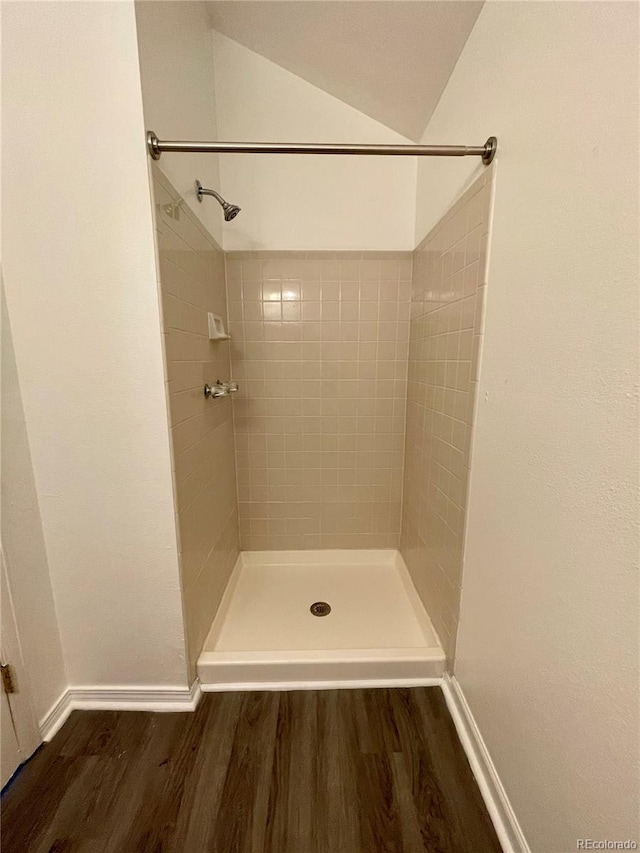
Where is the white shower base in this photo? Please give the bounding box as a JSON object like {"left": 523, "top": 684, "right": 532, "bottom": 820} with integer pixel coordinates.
{"left": 197, "top": 550, "right": 445, "bottom": 690}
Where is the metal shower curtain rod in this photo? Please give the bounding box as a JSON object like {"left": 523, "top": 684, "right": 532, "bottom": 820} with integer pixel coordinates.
{"left": 146, "top": 131, "right": 497, "bottom": 165}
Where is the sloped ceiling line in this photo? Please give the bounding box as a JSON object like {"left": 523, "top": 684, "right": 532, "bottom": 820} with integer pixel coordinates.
{"left": 206, "top": 1, "right": 483, "bottom": 142}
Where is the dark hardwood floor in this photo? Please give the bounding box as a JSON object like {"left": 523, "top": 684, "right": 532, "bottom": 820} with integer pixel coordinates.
{"left": 1, "top": 687, "right": 501, "bottom": 852}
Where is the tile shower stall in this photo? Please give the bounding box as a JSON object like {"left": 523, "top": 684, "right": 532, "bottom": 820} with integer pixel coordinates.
{"left": 153, "top": 164, "right": 493, "bottom": 687}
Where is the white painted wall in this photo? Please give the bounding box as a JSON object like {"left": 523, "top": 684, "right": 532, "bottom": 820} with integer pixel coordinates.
{"left": 207, "top": 0, "right": 482, "bottom": 141}
{"left": 2, "top": 2, "right": 188, "bottom": 691}
{"left": 135, "top": 0, "right": 223, "bottom": 248}
{"left": 212, "top": 31, "right": 417, "bottom": 251}
{"left": 415, "top": 3, "right": 639, "bottom": 849}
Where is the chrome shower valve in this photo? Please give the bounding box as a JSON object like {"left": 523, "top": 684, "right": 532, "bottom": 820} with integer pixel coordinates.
{"left": 204, "top": 380, "right": 239, "bottom": 399}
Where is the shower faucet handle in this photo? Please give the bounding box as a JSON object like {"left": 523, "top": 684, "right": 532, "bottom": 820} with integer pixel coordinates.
{"left": 204, "top": 381, "right": 227, "bottom": 399}
{"left": 204, "top": 380, "right": 239, "bottom": 399}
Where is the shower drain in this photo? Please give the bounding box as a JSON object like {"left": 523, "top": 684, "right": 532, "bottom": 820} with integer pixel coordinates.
{"left": 310, "top": 601, "right": 331, "bottom": 617}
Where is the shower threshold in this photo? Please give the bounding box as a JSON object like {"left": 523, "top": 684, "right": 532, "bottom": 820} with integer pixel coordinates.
{"left": 197, "top": 550, "right": 445, "bottom": 691}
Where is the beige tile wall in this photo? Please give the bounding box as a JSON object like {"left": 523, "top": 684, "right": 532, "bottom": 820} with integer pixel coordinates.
{"left": 152, "top": 166, "right": 239, "bottom": 675}
{"left": 400, "top": 170, "right": 493, "bottom": 661}
{"left": 226, "top": 252, "right": 412, "bottom": 550}
{"left": 151, "top": 166, "right": 491, "bottom": 661}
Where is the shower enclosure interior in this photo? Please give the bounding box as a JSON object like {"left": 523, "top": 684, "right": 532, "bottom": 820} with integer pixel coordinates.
{"left": 152, "top": 145, "right": 493, "bottom": 690}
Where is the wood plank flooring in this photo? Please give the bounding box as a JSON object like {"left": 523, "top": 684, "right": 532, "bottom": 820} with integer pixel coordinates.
{"left": 1, "top": 688, "right": 501, "bottom": 852}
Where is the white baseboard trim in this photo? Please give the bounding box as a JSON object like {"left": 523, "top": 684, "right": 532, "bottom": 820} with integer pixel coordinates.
{"left": 39, "top": 680, "right": 201, "bottom": 741}
{"left": 39, "top": 690, "right": 73, "bottom": 742}
{"left": 201, "top": 676, "right": 443, "bottom": 692}
{"left": 441, "top": 674, "right": 530, "bottom": 853}
{"left": 38, "top": 672, "right": 526, "bottom": 852}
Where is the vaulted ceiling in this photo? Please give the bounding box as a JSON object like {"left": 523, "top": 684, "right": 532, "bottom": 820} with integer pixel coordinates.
{"left": 206, "top": 1, "right": 483, "bottom": 142}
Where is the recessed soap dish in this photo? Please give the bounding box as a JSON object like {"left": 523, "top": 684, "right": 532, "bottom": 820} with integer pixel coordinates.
{"left": 208, "top": 313, "right": 230, "bottom": 340}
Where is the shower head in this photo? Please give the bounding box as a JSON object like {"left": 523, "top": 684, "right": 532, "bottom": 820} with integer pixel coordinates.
{"left": 195, "top": 180, "right": 241, "bottom": 221}
{"left": 222, "top": 202, "right": 241, "bottom": 222}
